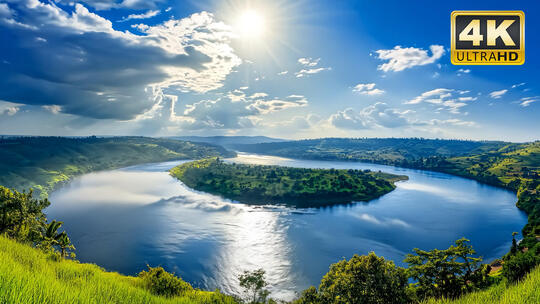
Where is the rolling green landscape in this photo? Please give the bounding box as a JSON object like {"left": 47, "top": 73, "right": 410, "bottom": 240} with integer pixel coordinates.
{"left": 0, "top": 136, "right": 235, "bottom": 198}
{"left": 170, "top": 157, "right": 407, "bottom": 207}
{"left": 0, "top": 136, "right": 539, "bottom": 303}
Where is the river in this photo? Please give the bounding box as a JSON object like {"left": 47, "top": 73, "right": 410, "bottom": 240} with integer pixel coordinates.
{"left": 46, "top": 153, "right": 527, "bottom": 300}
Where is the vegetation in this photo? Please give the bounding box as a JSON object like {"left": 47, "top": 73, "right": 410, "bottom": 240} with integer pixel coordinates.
{"left": 170, "top": 157, "right": 407, "bottom": 207}
{"left": 234, "top": 138, "right": 507, "bottom": 164}
{"left": 0, "top": 136, "right": 235, "bottom": 198}
{"left": 303, "top": 252, "right": 409, "bottom": 304}
{"left": 139, "top": 266, "right": 194, "bottom": 298}
{"left": 236, "top": 139, "right": 539, "bottom": 240}
{"left": 502, "top": 242, "right": 540, "bottom": 283}
{"left": 404, "top": 238, "right": 491, "bottom": 300}
{"left": 0, "top": 235, "right": 238, "bottom": 304}
{"left": 422, "top": 265, "right": 540, "bottom": 304}
{"left": 238, "top": 269, "right": 270, "bottom": 304}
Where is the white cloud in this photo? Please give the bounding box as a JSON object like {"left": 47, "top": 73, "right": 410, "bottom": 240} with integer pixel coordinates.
{"left": 0, "top": 3, "right": 12, "bottom": 18}
{"left": 42, "top": 105, "right": 62, "bottom": 114}
{"left": 375, "top": 45, "right": 445, "bottom": 72}
{"left": 428, "top": 119, "right": 476, "bottom": 127}
{"left": 295, "top": 57, "right": 331, "bottom": 78}
{"left": 119, "top": 10, "right": 160, "bottom": 22}
{"left": 352, "top": 83, "right": 385, "bottom": 95}
{"left": 330, "top": 102, "right": 413, "bottom": 130}
{"left": 456, "top": 68, "right": 470, "bottom": 76}
{"left": 1, "top": 106, "right": 19, "bottom": 116}
{"left": 277, "top": 71, "right": 288, "bottom": 75}
{"left": 295, "top": 68, "right": 331, "bottom": 78}
{"left": 405, "top": 88, "right": 475, "bottom": 114}
{"left": 137, "top": 88, "right": 309, "bottom": 132}
{"left": 59, "top": 0, "right": 166, "bottom": 11}
{"left": 519, "top": 96, "right": 538, "bottom": 107}
{"left": 489, "top": 89, "right": 508, "bottom": 99}
{"left": 298, "top": 57, "right": 320, "bottom": 67}
{"left": 512, "top": 82, "right": 526, "bottom": 88}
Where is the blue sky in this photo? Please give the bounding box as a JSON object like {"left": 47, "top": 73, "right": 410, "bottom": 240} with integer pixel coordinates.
{"left": 0, "top": 0, "right": 538, "bottom": 141}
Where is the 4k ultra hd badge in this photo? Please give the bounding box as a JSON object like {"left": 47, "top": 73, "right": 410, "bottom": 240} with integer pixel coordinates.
{"left": 451, "top": 11, "right": 525, "bottom": 65}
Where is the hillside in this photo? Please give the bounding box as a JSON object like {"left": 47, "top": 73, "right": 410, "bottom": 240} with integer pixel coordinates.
{"left": 0, "top": 136, "right": 235, "bottom": 198}
{"left": 234, "top": 138, "right": 508, "bottom": 163}
{"left": 0, "top": 236, "right": 238, "bottom": 304}
{"left": 422, "top": 266, "right": 540, "bottom": 304}
{"left": 170, "top": 157, "right": 407, "bottom": 207}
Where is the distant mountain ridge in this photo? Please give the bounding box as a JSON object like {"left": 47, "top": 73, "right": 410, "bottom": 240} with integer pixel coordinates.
{"left": 168, "top": 135, "right": 285, "bottom": 148}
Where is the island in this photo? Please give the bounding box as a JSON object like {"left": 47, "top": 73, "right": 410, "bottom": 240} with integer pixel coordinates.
{"left": 170, "top": 157, "right": 408, "bottom": 207}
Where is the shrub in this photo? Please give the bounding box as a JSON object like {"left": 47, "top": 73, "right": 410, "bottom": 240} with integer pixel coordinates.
{"left": 138, "top": 266, "right": 192, "bottom": 297}
{"left": 503, "top": 246, "right": 540, "bottom": 283}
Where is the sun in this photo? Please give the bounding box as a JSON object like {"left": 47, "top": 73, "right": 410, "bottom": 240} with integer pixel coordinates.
{"left": 237, "top": 10, "right": 265, "bottom": 38}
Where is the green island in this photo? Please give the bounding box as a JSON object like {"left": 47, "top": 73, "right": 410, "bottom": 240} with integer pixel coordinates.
{"left": 170, "top": 157, "right": 408, "bottom": 207}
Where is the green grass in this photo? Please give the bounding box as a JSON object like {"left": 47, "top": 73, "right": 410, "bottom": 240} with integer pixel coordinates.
{"left": 0, "top": 236, "right": 239, "bottom": 304}
{"left": 422, "top": 266, "right": 540, "bottom": 304}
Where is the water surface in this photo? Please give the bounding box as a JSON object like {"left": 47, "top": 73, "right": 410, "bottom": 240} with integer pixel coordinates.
{"left": 47, "top": 153, "right": 527, "bottom": 300}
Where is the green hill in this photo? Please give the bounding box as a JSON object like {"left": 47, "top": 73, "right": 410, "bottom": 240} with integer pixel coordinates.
{"left": 0, "top": 136, "right": 235, "bottom": 198}
{"left": 0, "top": 236, "right": 238, "bottom": 304}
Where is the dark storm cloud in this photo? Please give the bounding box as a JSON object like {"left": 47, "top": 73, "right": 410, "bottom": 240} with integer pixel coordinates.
{"left": 0, "top": 1, "right": 234, "bottom": 120}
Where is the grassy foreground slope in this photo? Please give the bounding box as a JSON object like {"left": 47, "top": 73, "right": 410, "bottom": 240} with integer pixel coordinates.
{"left": 422, "top": 266, "right": 540, "bottom": 304}
{"left": 0, "top": 136, "right": 234, "bottom": 198}
{"left": 0, "top": 236, "right": 238, "bottom": 304}
{"left": 170, "top": 158, "right": 407, "bottom": 207}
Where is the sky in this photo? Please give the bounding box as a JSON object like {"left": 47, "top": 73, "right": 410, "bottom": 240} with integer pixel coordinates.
{"left": 0, "top": 0, "right": 538, "bottom": 141}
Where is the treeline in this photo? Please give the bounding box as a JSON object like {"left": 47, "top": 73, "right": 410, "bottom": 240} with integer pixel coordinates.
{"left": 239, "top": 237, "right": 540, "bottom": 304}
{"left": 170, "top": 158, "right": 407, "bottom": 207}
{"left": 234, "top": 138, "right": 508, "bottom": 160}
{"left": 0, "top": 136, "right": 235, "bottom": 197}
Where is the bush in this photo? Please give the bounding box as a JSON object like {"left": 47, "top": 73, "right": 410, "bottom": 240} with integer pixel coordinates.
{"left": 292, "top": 286, "right": 318, "bottom": 304}
{"left": 138, "top": 266, "right": 192, "bottom": 297}
{"left": 503, "top": 246, "right": 540, "bottom": 283}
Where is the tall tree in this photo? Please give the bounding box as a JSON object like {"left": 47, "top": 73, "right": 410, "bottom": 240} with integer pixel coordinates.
{"left": 404, "top": 238, "right": 483, "bottom": 300}
{"left": 317, "top": 252, "right": 409, "bottom": 304}
{"left": 238, "top": 268, "right": 270, "bottom": 304}
{"left": 0, "top": 186, "right": 49, "bottom": 241}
